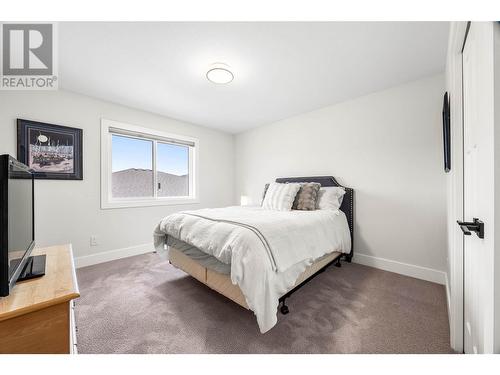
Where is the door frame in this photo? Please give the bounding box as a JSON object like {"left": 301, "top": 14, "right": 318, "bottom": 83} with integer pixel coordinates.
{"left": 445, "top": 21, "right": 469, "bottom": 353}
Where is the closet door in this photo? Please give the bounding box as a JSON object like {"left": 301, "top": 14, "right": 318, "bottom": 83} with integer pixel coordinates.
{"left": 461, "top": 22, "right": 495, "bottom": 354}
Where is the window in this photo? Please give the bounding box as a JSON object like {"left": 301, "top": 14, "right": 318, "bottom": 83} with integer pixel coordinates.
{"left": 112, "top": 135, "right": 154, "bottom": 198}
{"left": 101, "top": 119, "right": 198, "bottom": 209}
{"left": 156, "top": 142, "right": 189, "bottom": 197}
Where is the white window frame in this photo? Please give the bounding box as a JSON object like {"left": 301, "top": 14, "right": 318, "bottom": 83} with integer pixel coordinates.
{"left": 100, "top": 118, "right": 199, "bottom": 209}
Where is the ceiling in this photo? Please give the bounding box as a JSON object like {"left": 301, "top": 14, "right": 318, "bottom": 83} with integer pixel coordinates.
{"left": 59, "top": 22, "right": 449, "bottom": 134}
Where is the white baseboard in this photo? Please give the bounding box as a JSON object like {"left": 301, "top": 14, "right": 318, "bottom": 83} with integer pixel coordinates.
{"left": 445, "top": 272, "right": 451, "bottom": 320}
{"left": 75, "top": 243, "right": 154, "bottom": 268}
{"left": 353, "top": 253, "right": 446, "bottom": 285}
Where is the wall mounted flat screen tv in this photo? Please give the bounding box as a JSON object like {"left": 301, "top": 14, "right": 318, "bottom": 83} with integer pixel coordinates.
{"left": 442, "top": 92, "right": 451, "bottom": 173}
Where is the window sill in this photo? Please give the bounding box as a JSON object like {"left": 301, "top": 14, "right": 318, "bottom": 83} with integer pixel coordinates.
{"left": 101, "top": 197, "right": 199, "bottom": 209}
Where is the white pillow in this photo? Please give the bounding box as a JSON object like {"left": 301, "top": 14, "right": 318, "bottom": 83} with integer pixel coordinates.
{"left": 262, "top": 182, "right": 301, "bottom": 211}
{"left": 316, "top": 186, "right": 346, "bottom": 211}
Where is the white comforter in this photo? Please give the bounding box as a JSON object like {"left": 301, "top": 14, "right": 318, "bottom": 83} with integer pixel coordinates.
{"left": 153, "top": 206, "right": 351, "bottom": 333}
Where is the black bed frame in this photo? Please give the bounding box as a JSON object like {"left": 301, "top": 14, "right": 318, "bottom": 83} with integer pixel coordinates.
{"left": 274, "top": 176, "right": 354, "bottom": 315}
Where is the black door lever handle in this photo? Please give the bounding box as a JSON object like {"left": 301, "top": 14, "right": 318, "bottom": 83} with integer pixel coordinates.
{"left": 459, "top": 224, "right": 472, "bottom": 235}
{"left": 457, "top": 218, "right": 484, "bottom": 239}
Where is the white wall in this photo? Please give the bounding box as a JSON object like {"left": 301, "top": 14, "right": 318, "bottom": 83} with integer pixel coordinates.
{"left": 0, "top": 90, "right": 234, "bottom": 264}
{"left": 234, "top": 74, "right": 447, "bottom": 280}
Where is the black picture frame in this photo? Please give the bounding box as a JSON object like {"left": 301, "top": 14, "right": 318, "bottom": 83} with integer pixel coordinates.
{"left": 442, "top": 92, "right": 451, "bottom": 173}
{"left": 17, "top": 119, "right": 83, "bottom": 180}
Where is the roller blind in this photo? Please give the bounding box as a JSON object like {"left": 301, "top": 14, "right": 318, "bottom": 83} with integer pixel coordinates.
{"left": 108, "top": 126, "right": 195, "bottom": 147}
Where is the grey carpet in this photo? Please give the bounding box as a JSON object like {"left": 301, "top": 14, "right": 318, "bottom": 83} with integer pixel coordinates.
{"left": 75, "top": 253, "right": 453, "bottom": 354}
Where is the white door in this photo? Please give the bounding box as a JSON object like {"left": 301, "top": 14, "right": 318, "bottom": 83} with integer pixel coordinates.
{"left": 461, "top": 22, "right": 496, "bottom": 354}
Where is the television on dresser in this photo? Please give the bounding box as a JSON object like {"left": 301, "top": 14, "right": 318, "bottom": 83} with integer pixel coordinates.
{"left": 0, "top": 154, "right": 44, "bottom": 298}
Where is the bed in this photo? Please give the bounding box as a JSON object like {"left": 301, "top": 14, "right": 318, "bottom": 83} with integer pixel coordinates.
{"left": 154, "top": 176, "right": 354, "bottom": 333}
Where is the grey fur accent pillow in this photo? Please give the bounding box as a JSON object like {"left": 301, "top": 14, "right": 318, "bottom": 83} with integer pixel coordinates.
{"left": 292, "top": 183, "right": 321, "bottom": 210}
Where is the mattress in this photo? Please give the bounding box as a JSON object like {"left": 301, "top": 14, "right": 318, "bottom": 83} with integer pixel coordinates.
{"left": 166, "top": 236, "right": 231, "bottom": 275}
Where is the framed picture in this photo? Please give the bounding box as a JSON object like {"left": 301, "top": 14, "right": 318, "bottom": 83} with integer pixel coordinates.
{"left": 442, "top": 92, "right": 451, "bottom": 173}
{"left": 17, "top": 119, "right": 83, "bottom": 180}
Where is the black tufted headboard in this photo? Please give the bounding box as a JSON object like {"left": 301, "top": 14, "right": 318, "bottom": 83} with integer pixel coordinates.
{"left": 274, "top": 176, "right": 354, "bottom": 261}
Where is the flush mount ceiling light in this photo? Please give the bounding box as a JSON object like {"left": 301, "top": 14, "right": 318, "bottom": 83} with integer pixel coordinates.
{"left": 206, "top": 63, "right": 234, "bottom": 84}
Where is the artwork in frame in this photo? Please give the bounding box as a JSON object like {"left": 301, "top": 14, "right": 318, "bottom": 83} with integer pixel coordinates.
{"left": 17, "top": 119, "right": 83, "bottom": 180}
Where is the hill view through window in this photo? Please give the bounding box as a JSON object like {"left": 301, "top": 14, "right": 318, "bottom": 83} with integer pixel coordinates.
{"left": 111, "top": 134, "right": 189, "bottom": 198}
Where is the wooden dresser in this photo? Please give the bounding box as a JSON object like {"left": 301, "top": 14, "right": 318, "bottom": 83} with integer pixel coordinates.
{"left": 0, "top": 244, "right": 80, "bottom": 354}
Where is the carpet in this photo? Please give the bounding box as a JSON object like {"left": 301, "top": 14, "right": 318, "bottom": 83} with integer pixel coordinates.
{"left": 75, "top": 253, "right": 453, "bottom": 353}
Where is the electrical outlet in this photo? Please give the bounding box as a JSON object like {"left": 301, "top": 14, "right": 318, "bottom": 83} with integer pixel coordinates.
{"left": 90, "top": 235, "right": 98, "bottom": 246}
